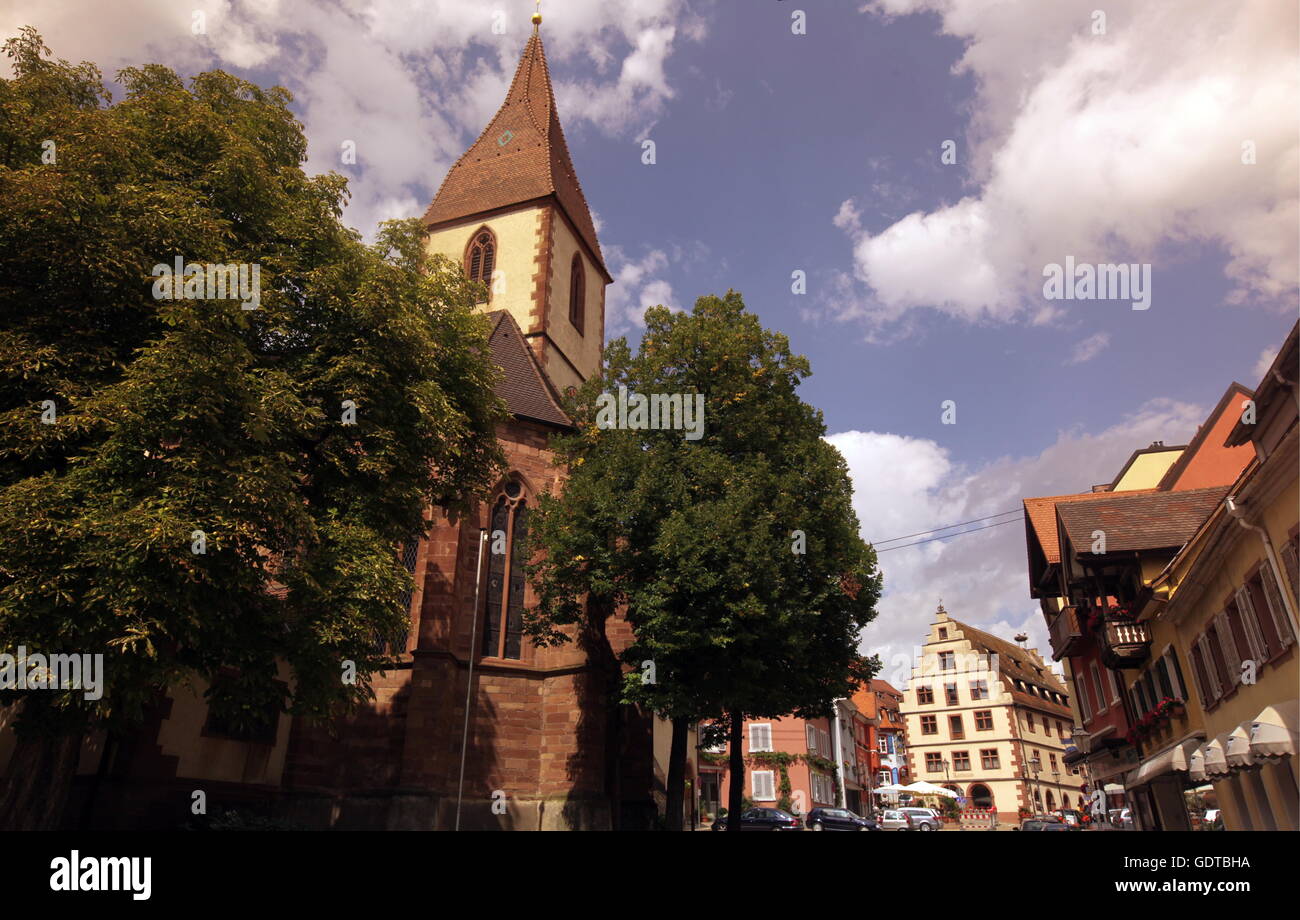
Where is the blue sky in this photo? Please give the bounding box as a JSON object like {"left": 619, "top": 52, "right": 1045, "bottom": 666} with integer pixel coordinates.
{"left": 6, "top": 0, "right": 1296, "bottom": 679}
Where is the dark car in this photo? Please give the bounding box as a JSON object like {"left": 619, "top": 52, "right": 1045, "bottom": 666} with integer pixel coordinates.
{"left": 1019, "top": 817, "right": 1070, "bottom": 831}
{"left": 806, "top": 807, "right": 878, "bottom": 831}
{"left": 711, "top": 807, "right": 802, "bottom": 831}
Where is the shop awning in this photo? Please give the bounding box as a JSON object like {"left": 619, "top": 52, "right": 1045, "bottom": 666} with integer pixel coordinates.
{"left": 1225, "top": 723, "right": 1255, "bottom": 769}
{"left": 1188, "top": 745, "right": 1207, "bottom": 783}
{"left": 1201, "top": 734, "right": 1232, "bottom": 777}
{"left": 1125, "top": 737, "right": 1202, "bottom": 788}
{"left": 1248, "top": 700, "right": 1299, "bottom": 760}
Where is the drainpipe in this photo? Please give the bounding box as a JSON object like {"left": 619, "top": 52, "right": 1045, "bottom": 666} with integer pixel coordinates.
{"left": 832, "top": 699, "right": 848, "bottom": 809}
{"left": 1225, "top": 496, "right": 1299, "bottom": 634}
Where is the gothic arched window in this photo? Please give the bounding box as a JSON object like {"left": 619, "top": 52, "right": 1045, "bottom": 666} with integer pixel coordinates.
{"left": 466, "top": 228, "right": 496, "bottom": 302}
{"left": 482, "top": 480, "right": 528, "bottom": 660}
{"left": 568, "top": 253, "right": 585, "bottom": 334}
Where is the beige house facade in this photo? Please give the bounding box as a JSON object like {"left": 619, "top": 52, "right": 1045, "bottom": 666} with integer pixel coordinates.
{"left": 902, "top": 606, "right": 1079, "bottom": 823}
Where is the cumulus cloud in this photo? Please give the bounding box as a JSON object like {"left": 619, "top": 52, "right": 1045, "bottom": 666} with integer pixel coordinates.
{"left": 1066, "top": 331, "right": 1110, "bottom": 365}
{"left": 829, "top": 395, "right": 1206, "bottom": 686}
{"left": 832, "top": 0, "right": 1298, "bottom": 329}
{"left": 603, "top": 246, "right": 679, "bottom": 333}
{"left": 1, "top": 0, "right": 705, "bottom": 239}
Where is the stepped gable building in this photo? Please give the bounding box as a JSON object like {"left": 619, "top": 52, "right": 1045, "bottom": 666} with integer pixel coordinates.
{"left": 901, "top": 605, "right": 1077, "bottom": 823}
{"left": 33, "top": 20, "right": 660, "bottom": 831}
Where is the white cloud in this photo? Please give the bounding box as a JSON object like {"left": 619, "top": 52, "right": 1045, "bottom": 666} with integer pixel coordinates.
{"left": 828, "top": 395, "right": 1206, "bottom": 686}
{"left": 1, "top": 0, "right": 705, "bottom": 239}
{"left": 603, "top": 246, "right": 678, "bottom": 333}
{"left": 1066, "top": 331, "right": 1110, "bottom": 365}
{"left": 833, "top": 0, "right": 1299, "bottom": 329}
{"left": 1253, "top": 346, "right": 1279, "bottom": 381}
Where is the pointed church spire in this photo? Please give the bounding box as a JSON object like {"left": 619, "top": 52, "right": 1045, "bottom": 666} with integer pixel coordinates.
{"left": 423, "top": 20, "right": 608, "bottom": 278}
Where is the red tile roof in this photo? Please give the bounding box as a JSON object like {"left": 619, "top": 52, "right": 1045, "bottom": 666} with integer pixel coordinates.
{"left": 948, "top": 618, "right": 1071, "bottom": 711}
{"left": 422, "top": 32, "right": 607, "bottom": 277}
{"left": 486, "top": 310, "right": 571, "bottom": 428}
{"left": 1055, "top": 486, "right": 1228, "bottom": 555}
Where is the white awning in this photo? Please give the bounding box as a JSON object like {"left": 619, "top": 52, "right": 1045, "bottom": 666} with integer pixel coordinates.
{"left": 1225, "top": 723, "right": 1255, "bottom": 769}
{"left": 1102, "top": 783, "right": 1125, "bottom": 795}
{"left": 1125, "top": 737, "right": 1202, "bottom": 788}
{"left": 1201, "top": 734, "right": 1232, "bottom": 777}
{"left": 1188, "top": 745, "right": 1207, "bottom": 783}
{"left": 1248, "top": 700, "right": 1299, "bottom": 760}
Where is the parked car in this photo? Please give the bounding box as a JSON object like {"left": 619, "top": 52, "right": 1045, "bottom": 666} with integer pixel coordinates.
{"left": 878, "top": 809, "right": 914, "bottom": 831}
{"left": 805, "top": 807, "right": 878, "bottom": 831}
{"left": 1054, "top": 809, "right": 1087, "bottom": 829}
{"left": 1019, "top": 816, "right": 1070, "bottom": 831}
{"left": 1108, "top": 807, "right": 1133, "bottom": 828}
{"left": 710, "top": 807, "right": 802, "bottom": 831}
{"left": 899, "top": 807, "right": 943, "bottom": 831}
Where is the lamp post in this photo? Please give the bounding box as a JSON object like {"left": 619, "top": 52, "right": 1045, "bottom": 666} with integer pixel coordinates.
{"left": 1028, "top": 756, "right": 1042, "bottom": 814}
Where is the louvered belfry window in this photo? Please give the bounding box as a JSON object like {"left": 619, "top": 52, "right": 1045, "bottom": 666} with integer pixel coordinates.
{"left": 482, "top": 482, "right": 528, "bottom": 660}
{"left": 467, "top": 229, "right": 496, "bottom": 301}
{"left": 568, "top": 253, "right": 585, "bottom": 333}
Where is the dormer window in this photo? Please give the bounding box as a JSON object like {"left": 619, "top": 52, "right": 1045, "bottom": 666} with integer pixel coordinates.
{"left": 467, "top": 228, "right": 496, "bottom": 302}
{"left": 568, "top": 253, "right": 585, "bottom": 334}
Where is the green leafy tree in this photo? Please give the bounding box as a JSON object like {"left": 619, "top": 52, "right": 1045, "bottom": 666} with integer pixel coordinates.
{"left": 0, "top": 30, "right": 505, "bottom": 829}
{"left": 526, "top": 292, "right": 881, "bottom": 831}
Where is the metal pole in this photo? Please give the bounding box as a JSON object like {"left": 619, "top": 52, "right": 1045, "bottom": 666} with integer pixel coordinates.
{"left": 455, "top": 529, "right": 488, "bottom": 831}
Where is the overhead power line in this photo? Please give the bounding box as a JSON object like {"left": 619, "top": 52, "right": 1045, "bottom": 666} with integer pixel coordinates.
{"left": 874, "top": 515, "right": 1024, "bottom": 553}
{"left": 871, "top": 508, "right": 1023, "bottom": 546}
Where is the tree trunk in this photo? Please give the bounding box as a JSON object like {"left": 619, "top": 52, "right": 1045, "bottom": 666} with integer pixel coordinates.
{"left": 665, "top": 716, "right": 688, "bottom": 831}
{"left": 0, "top": 729, "right": 84, "bottom": 831}
{"left": 727, "top": 709, "right": 744, "bottom": 832}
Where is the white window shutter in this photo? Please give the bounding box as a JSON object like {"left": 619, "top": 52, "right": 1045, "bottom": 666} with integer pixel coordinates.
{"left": 806, "top": 723, "right": 816, "bottom": 751}
{"left": 1259, "top": 564, "right": 1295, "bottom": 649}
{"left": 1213, "top": 613, "right": 1241, "bottom": 687}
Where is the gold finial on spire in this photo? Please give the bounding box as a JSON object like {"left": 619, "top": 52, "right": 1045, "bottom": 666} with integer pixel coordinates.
{"left": 532, "top": 0, "right": 542, "bottom": 28}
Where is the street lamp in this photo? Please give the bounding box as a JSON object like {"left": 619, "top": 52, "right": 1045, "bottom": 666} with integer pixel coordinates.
{"left": 1028, "top": 756, "right": 1042, "bottom": 814}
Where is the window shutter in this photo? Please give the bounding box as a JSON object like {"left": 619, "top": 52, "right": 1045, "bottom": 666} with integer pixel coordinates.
{"left": 1279, "top": 537, "right": 1300, "bottom": 600}
{"left": 1234, "top": 587, "right": 1269, "bottom": 662}
{"left": 1195, "top": 636, "right": 1221, "bottom": 700}
{"left": 750, "top": 723, "right": 772, "bottom": 753}
{"left": 806, "top": 723, "right": 816, "bottom": 751}
{"left": 752, "top": 771, "right": 775, "bottom": 801}
{"left": 1213, "top": 613, "right": 1241, "bottom": 687}
{"left": 1162, "top": 650, "right": 1183, "bottom": 701}
{"left": 1258, "top": 563, "right": 1295, "bottom": 649}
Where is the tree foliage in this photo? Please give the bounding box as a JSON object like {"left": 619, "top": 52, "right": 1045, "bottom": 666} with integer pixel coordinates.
{"left": 526, "top": 291, "right": 882, "bottom": 730}
{"left": 0, "top": 28, "right": 505, "bottom": 759}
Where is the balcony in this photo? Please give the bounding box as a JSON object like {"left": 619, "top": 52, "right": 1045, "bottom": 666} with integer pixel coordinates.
{"left": 1100, "top": 617, "right": 1151, "bottom": 669}
{"left": 1048, "top": 605, "right": 1086, "bottom": 660}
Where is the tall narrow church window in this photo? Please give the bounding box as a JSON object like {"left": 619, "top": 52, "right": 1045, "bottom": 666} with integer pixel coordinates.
{"left": 568, "top": 254, "right": 585, "bottom": 334}
{"left": 482, "top": 482, "right": 528, "bottom": 660}
{"left": 467, "top": 229, "right": 496, "bottom": 302}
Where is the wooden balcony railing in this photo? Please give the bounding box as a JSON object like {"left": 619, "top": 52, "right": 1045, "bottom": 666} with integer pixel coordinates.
{"left": 1048, "top": 605, "right": 1085, "bottom": 660}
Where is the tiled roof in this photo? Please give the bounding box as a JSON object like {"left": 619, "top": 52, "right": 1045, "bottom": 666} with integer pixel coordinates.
{"left": 486, "top": 310, "right": 571, "bottom": 428}
{"left": 1023, "top": 490, "right": 1155, "bottom": 565}
{"left": 1056, "top": 486, "right": 1228, "bottom": 555}
{"left": 422, "top": 32, "right": 607, "bottom": 276}
{"left": 948, "top": 617, "right": 1071, "bottom": 715}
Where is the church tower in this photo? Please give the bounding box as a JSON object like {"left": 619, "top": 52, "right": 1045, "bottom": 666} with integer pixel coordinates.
{"left": 422, "top": 20, "right": 611, "bottom": 392}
